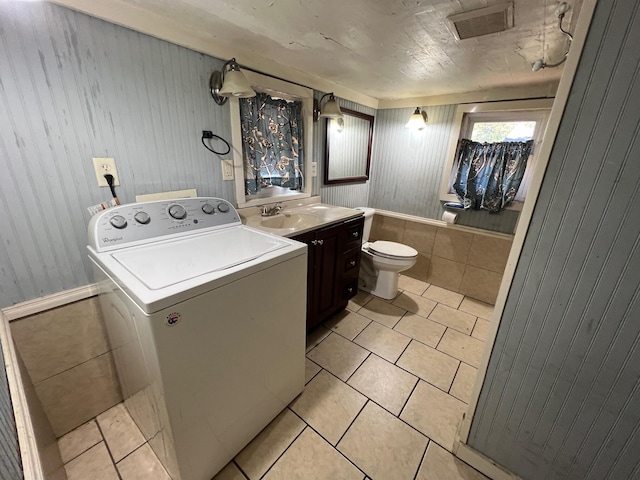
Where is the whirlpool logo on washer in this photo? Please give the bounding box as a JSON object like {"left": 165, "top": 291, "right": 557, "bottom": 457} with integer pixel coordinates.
{"left": 166, "top": 312, "right": 181, "bottom": 327}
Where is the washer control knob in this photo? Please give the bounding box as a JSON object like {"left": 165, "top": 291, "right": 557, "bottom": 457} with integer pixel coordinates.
{"left": 168, "top": 204, "right": 187, "bottom": 220}
{"left": 134, "top": 211, "right": 150, "bottom": 224}
{"left": 202, "top": 203, "right": 215, "bottom": 215}
{"left": 217, "top": 203, "right": 230, "bottom": 213}
{"left": 110, "top": 215, "right": 127, "bottom": 229}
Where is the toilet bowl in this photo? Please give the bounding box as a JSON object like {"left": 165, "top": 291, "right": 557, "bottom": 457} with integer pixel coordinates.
{"left": 356, "top": 208, "right": 418, "bottom": 300}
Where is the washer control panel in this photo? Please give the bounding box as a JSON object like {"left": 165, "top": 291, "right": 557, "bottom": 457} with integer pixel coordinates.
{"left": 88, "top": 197, "right": 241, "bottom": 251}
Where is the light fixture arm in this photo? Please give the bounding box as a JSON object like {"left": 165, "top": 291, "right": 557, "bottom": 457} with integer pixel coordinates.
{"left": 405, "top": 107, "right": 428, "bottom": 130}
{"left": 209, "top": 58, "right": 249, "bottom": 105}
{"left": 209, "top": 58, "right": 256, "bottom": 105}
{"left": 414, "top": 107, "right": 428, "bottom": 123}
{"left": 313, "top": 92, "right": 344, "bottom": 122}
{"left": 313, "top": 93, "right": 332, "bottom": 121}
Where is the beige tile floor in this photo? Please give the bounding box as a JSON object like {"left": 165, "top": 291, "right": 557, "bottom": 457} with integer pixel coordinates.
{"left": 58, "top": 275, "right": 493, "bottom": 480}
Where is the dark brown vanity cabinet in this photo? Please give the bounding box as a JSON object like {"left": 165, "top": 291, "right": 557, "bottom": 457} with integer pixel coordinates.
{"left": 293, "top": 215, "right": 364, "bottom": 330}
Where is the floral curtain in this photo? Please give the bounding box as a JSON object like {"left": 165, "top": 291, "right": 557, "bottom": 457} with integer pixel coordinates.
{"left": 452, "top": 139, "right": 534, "bottom": 213}
{"left": 239, "top": 92, "right": 304, "bottom": 195}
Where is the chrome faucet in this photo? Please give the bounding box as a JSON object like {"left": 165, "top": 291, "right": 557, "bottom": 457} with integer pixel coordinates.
{"left": 261, "top": 203, "right": 283, "bottom": 217}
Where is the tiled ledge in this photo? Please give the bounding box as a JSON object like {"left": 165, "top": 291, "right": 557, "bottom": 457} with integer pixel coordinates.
{"left": 373, "top": 209, "right": 515, "bottom": 241}
{"left": 370, "top": 213, "right": 513, "bottom": 305}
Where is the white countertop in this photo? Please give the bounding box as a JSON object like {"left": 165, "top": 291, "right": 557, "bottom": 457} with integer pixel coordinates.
{"left": 239, "top": 198, "right": 363, "bottom": 237}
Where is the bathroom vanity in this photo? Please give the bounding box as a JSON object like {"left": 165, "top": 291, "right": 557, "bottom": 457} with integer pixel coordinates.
{"left": 240, "top": 199, "right": 364, "bottom": 330}
{"left": 293, "top": 216, "right": 364, "bottom": 329}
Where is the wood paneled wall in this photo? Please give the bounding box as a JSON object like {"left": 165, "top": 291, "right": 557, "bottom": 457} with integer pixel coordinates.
{"left": 469, "top": 1, "right": 640, "bottom": 478}
{"left": 0, "top": 2, "right": 234, "bottom": 308}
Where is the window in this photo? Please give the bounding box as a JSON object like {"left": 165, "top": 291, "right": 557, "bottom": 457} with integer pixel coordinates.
{"left": 229, "top": 71, "right": 313, "bottom": 208}
{"left": 239, "top": 93, "right": 305, "bottom": 195}
{"left": 440, "top": 99, "right": 553, "bottom": 207}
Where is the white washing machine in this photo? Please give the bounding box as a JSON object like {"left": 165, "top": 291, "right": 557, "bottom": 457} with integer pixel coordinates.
{"left": 87, "top": 197, "right": 307, "bottom": 480}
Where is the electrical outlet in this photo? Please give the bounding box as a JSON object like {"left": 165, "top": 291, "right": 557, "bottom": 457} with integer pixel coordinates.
{"left": 221, "top": 160, "right": 234, "bottom": 180}
{"left": 311, "top": 161, "right": 318, "bottom": 177}
{"left": 92, "top": 158, "right": 120, "bottom": 187}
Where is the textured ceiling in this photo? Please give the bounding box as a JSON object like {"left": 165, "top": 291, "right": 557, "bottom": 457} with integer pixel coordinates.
{"left": 51, "top": 0, "right": 584, "bottom": 101}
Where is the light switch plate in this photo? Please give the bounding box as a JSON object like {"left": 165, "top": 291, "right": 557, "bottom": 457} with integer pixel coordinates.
{"left": 221, "top": 160, "right": 234, "bottom": 180}
{"left": 93, "top": 158, "right": 120, "bottom": 186}
{"left": 311, "top": 161, "right": 318, "bottom": 177}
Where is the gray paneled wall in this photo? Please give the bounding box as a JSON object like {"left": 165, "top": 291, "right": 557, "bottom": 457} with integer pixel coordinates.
{"left": 368, "top": 106, "right": 456, "bottom": 219}
{"left": 317, "top": 96, "right": 375, "bottom": 208}
{"left": 0, "top": 3, "right": 234, "bottom": 307}
{"left": 368, "top": 105, "right": 519, "bottom": 234}
{"left": 0, "top": 342, "right": 21, "bottom": 480}
{"left": 469, "top": 0, "right": 640, "bottom": 479}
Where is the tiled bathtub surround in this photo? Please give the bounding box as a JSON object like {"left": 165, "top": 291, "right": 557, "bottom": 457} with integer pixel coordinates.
{"left": 370, "top": 213, "right": 513, "bottom": 304}
{"left": 10, "top": 297, "right": 122, "bottom": 437}
{"left": 57, "top": 277, "right": 494, "bottom": 479}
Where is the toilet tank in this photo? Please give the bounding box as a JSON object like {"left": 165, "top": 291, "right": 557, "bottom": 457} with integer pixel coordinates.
{"left": 356, "top": 207, "right": 375, "bottom": 242}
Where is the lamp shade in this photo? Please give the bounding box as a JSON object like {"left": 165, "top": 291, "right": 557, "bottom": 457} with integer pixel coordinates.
{"left": 405, "top": 107, "right": 428, "bottom": 130}
{"left": 319, "top": 95, "right": 343, "bottom": 118}
{"left": 219, "top": 69, "right": 256, "bottom": 98}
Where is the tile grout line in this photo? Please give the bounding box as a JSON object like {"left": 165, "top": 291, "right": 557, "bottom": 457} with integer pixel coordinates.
{"left": 344, "top": 352, "right": 371, "bottom": 384}
{"left": 256, "top": 421, "right": 307, "bottom": 480}
{"left": 412, "top": 439, "right": 431, "bottom": 480}
{"left": 334, "top": 398, "right": 370, "bottom": 447}
{"left": 58, "top": 420, "right": 102, "bottom": 466}
{"left": 32, "top": 350, "right": 115, "bottom": 389}
{"left": 282, "top": 414, "right": 369, "bottom": 480}
{"left": 94, "top": 418, "right": 124, "bottom": 480}
{"left": 448, "top": 361, "right": 463, "bottom": 395}
{"left": 231, "top": 459, "right": 250, "bottom": 479}
{"left": 304, "top": 357, "right": 323, "bottom": 385}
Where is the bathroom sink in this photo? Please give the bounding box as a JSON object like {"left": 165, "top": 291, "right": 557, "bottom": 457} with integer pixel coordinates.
{"left": 260, "top": 213, "right": 319, "bottom": 229}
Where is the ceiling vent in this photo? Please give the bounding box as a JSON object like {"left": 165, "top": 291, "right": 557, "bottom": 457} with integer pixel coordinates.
{"left": 447, "top": 2, "right": 514, "bottom": 40}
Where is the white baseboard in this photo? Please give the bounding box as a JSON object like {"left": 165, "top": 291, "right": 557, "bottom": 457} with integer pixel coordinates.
{"left": 0, "top": 312, "right": 44, "bottom": 479}
{"left": 2, "top": 284, "right": 99, "bottom": 321}
{"left": 454, "top": 441, "right": 521, "bottom": 480}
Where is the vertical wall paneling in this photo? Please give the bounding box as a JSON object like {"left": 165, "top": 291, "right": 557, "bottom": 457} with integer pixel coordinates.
{"left": 469, "top": 0, "right": 640, "bottom": 478}
{"left": 368, "top": 105, "right": 519, "bottom": 234}
{"left": 317, "top": 95, "right": 376, "bottom": 208}
{"left": 0, "top": 341, "right": 21, "bottom": 479}
{"left": 0, "top": 3, "right": 235, "bottom": 308}
{"left": 368, "top": 105, "right": 456, "bottom": 219}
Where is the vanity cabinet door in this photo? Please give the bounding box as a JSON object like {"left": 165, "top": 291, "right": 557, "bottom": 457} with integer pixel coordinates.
{"left": 293, "top": 216, "right": 363, "bottom": 331}
{"left": 313, "top": 224, "right": 342, "bottom": 325}
{"left": 292, "top": 230, "right": 316, "bottom": 326}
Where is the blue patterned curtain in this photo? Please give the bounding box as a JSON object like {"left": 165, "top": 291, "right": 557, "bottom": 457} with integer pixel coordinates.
{"left": 239, "top": 92, "right": 304, "bottom": 195}
{"left": 453, "top": 139, "right": 533, "bottom": 213}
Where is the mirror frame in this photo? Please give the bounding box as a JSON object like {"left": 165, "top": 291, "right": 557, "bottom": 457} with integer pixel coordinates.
{"left": 324, "top": 108, "right": 374, "bottom": 185}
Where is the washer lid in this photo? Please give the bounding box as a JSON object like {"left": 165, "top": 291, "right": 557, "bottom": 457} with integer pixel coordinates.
{"left": 111, "top": 227, "right": 288, "bottom": 290}
{"left": 368, "top": 241, "right": 418, "bottom": 258}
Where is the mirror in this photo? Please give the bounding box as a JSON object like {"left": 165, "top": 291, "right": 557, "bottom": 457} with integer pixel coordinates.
{"left": 324, "top": 108, "right": 374, "bottom": 185}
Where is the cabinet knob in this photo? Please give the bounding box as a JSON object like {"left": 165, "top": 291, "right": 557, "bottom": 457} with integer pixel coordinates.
{"left": 317, "top": 239, "right": 324, "bottom": 245}
{"left": 352, "top": 231, "right": 359, "bottom": 238}
{"left": 347, "top": 287, "right": 353, "bottom": 293}
{"left": 349, "top": 260, "right": 356, "bottom": 267}
{"left": 311, "top": 240, "right": 318, "bottom": 246}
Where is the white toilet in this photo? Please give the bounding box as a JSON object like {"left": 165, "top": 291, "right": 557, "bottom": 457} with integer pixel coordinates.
{"left": 356, "top": 207, "right": 418, "bottom": 300}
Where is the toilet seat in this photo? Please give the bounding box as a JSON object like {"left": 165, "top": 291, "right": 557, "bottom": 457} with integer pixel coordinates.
{"left": 365, "top": 241, "right": 418, "bottom": 260}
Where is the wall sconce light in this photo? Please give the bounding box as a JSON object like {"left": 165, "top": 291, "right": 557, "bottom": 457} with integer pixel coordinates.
{"left": 405, "top": 107, "right": 428, "bottom": 130}
{"left": 209, "top": 58, "right": 256, "bottom": 105}
{"left": 532, "top": 2, "right": 573, "bottom": 71}
{"left": 313, "top": 93, "right": 344, "bottom": 122}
